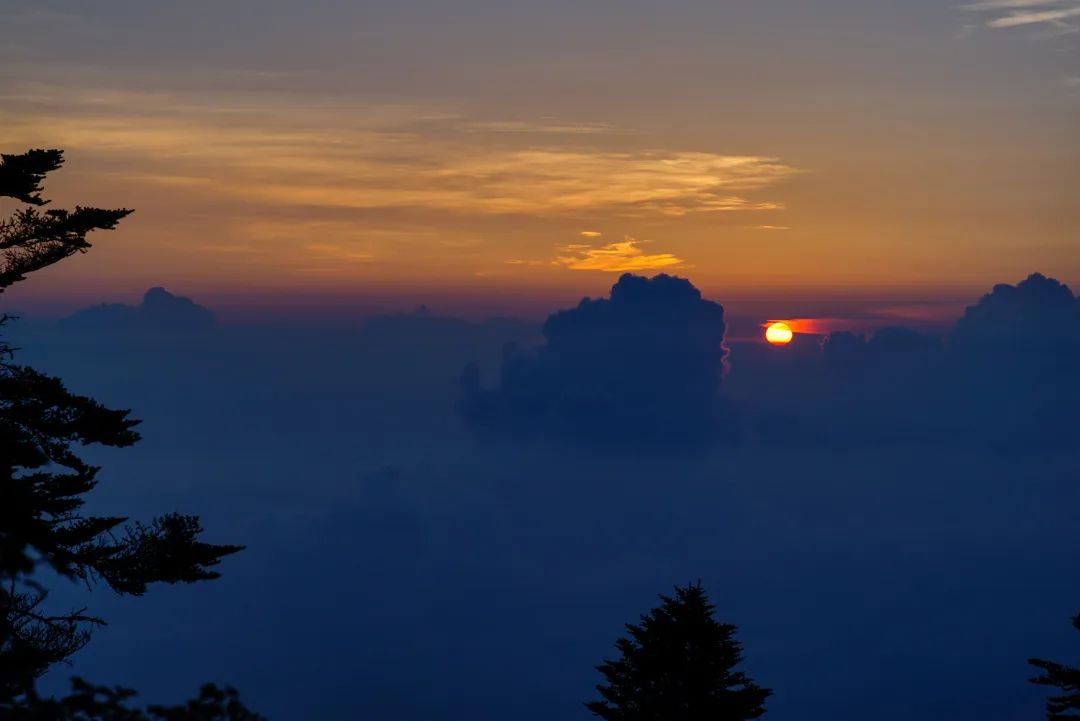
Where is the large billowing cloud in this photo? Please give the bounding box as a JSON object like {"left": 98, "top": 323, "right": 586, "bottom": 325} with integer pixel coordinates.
{"left": 953, "top": 272, "right": 1080, "bottom": 353}
{"left": 949, "top": 273, "right": 1080, "bottom": 446}
{"left": 460, "top": 273, "right": 732, "bottom": 448}
{"left": 809, "top": 273, "right": 1080, "bottom": 449}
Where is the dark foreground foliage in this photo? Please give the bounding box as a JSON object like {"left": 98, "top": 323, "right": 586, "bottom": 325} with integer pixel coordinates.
{"left": 0, "top": 150, "right": 246, "bottom": 711}
{"left": 1030, "top": 613, "right": 1080, "bottom": 720}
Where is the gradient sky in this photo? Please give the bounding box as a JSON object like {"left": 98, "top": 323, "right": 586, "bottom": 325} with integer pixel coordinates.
{"left": 1, "top": 0, "right": 1078, "bottom": 319}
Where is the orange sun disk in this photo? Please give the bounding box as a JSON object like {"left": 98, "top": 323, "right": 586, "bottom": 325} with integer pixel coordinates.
{"left": 764, "top": 321, "right": 794, "bottom": 345}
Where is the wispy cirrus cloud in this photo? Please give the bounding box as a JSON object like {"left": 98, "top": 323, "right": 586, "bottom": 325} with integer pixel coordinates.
{"left": 0, "top": 85, "right": 797, "bottom": 219}
{"left": 304, "top": 243, "right": 375, "bottom": 262}
{"left": 459, "top": 119, "right": 617, "bottom": 135}
{"left": 959, "top": 1, "right": 1080, "bottom": 87}
{"left": 554, "top": 238, "right": 683, "bottom": 272}
{"left": 0, "top": 7, "right": 84, "bottom": 26}
{"left": 961, "top": 0, "right": 1080, "bottom": 29}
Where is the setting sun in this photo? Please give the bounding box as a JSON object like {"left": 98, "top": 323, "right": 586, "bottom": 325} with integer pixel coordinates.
{"left": 765, "top": 321, "right": 794, "bottom": 345}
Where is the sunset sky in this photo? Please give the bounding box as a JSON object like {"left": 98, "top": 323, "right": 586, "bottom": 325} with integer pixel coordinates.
{"left": 2, "top": 0, "right": 1077, "bottom": 321}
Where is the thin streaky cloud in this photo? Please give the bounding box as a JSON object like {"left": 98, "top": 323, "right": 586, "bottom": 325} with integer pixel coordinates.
{"left": 989, "top": 6, "right": 1080, "bottom": 27}
{"left": 462, "top": 120, "right": 617, "bottom": 135}
{"left": 962, "top": 0, "right": 1080, "bottom": 28}
{"left": 305, "top": 243, "right": 375, "bottom": 262}
{"left": 960, "top": 0, "right": 1080, "bottom": 85}
{"left": 0, "top": 85, "right": 797, "bottom": 218}
{"left": 0, "top": 8, "right": 84, "bottom": 25}
{"left": 554, "top": 238, "right": 683, "bottom": 272}
{"left": 962, "top": 0, "right": 1068, "bottom": 8}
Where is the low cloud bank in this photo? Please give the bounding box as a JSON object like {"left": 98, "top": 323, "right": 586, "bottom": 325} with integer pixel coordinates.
{"left": 464, "top": 271, "right": 1080, "bottom": 451}
{"left": 60, "top": 287, "right": 215, "bottom": 332}
{"left": 813, "top": 273, "right": 1080, "bottom": 448}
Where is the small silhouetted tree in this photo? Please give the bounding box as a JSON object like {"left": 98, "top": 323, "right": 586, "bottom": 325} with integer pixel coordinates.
{"left": 587, "top": 583, "right": 771, "bottom": 721}
{"left": 1030, "top": 613, "right": 1080, "bottom": 720}
{"left": 0, "top": 149, "right": 244, "bottom": 709}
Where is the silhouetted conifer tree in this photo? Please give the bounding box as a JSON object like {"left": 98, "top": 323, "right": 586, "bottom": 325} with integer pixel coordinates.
{"left": 1030, "top": 613, "right": 1080, "bottom": 720}
{"left": 0, "top": 150, "right": 244, "bottom": 709}
{"left": 587, "top": 583, "right": 770, "bottom": 721}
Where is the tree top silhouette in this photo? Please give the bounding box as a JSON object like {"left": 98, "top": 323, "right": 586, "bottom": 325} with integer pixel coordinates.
{"left": 588, "top": 582, "right": 770, "bottom": 721}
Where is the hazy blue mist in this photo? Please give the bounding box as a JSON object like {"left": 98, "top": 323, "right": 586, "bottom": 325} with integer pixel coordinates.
{"left": 11, "top": 275, "right": 1080, "bottom": 721}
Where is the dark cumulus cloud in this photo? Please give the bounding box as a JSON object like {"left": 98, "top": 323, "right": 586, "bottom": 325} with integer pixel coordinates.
{"left": 804, "top": 325, "right": 947, "bottom": 445}
{"left": 810, "top": 272, "right": 1080, "bottom": 449}
{"left": 460, "top": 273, "right": 733, "bottom": 448}
{"left": 954, "top": 272, "right": 1080, "bottom": 354}
{"left": 60, "top": 286, "right": 215, "bottom": 332}
{"left": 821, "top": 326, "right": 941, "bottom": 371}
{"left": 949, "top": 272, "right": 1080, "bottom": 448}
